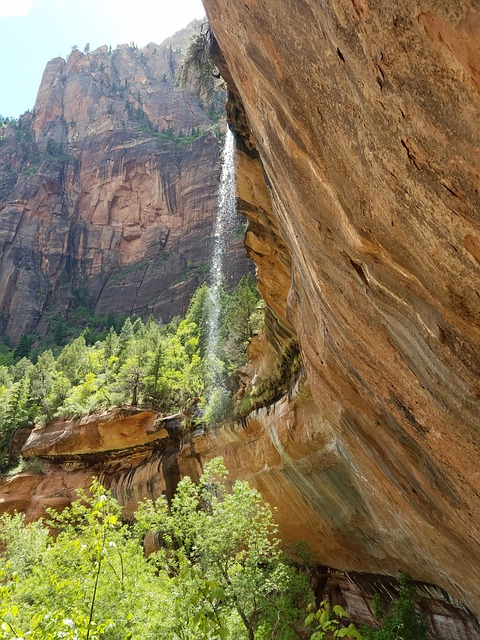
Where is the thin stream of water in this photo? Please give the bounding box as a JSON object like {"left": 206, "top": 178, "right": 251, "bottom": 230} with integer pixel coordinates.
{"left": 205, "top": 128, "right": 237, "bottom": 391}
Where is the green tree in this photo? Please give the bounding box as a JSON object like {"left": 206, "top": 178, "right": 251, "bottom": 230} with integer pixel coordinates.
{"left": 13, "top": 333, "right": 34, "bottom": 360}
{"left": 103, "top": 327, "right": 120, "bottom": 359}
{"left": 0, "top": 481, "right": 172, "bottom": 639}
{"left": 361, "top": 574, "right": 428, "bottom": 640}
{"left": 185, "top": 283, "right": 210, "bottom": 356}
{"left": 117, "top": 318, "right": 135, "bottom": 361}
{"left": 179, "top": 23, "right": 222, "bottom": 103}
{"left": 27, "top": 349, "right": 56, "bottom": 424}
{"left": 0, "top": 465, "right": 315, "bottom": 639}
{"left": 143, "top": 344, "right": 165, "bottom": 408}
{"left": 56, "top": 335, "right": 90, "bottom": 385}
{"left": 141, "top": 458, "right": 312, "bottom": 639}
{"left": 0, "top": 377, "right": 31, "bottom": 470}
{"left": 221, "top": 273, "right": 263, "bottom": 373}
{"left": 117, "top": 355, "right": 144, "bottom": 406}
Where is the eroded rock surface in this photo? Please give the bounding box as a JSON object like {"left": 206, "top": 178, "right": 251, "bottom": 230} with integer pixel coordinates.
{"left": 202, "top": 0, "right": 480, "bottom": 617}
{"left": 21, "top": 408, "right": 169, "bottom": 458}
{"left": 0, "top": 408, "right": 183, "bottom": 521}
{"left": 1, "top": 0, "right": 480, "bottom": 631}
{"left": 0, "top": 23, "right": 250, "bottom": 342}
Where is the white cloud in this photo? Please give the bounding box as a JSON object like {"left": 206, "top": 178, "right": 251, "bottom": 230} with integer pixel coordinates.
{"left": 0, "top": 0, "right": 36, "bottom": 17}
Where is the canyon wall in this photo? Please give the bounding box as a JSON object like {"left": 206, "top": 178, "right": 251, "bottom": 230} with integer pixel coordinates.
{"left": 200, "top": 0, "right": 480, "bottom": 618}
{"left": 1, "top": 1, "right": 480, "bottom": 633}
{"left": 0, "top": 22, "right": 250, "bottom": 343}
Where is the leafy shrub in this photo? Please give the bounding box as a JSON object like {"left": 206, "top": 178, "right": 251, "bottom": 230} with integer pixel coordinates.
{"left": 0, "top": 460, "right": 313, "bottom": 639}
{"left": 305, "top": 601, "right": 363, "bottom": 639}
{"left": 6, "top": 456, "right": 43, "bottom": 476}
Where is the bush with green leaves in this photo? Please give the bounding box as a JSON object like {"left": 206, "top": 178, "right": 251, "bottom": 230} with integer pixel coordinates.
{"left": 0, "top": 459, "right": 432, "bottom": 640}
{"left": 361, "top": 574, "right": 428, "bottom": 640}
{"left": 0, "top": 459, "right": 312, "bottom": 639}
{"left": 305, "top": 601, "right": 363, "bottom": 639}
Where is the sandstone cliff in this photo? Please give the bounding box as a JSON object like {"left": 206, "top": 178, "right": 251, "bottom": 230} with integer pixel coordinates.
{"left": 0, "top": 22, "right": 250, "bottom": 343}
{"left": 199, "top": 0, "right": 480, "bottom": 620}
{"left": 1, "top": 1, "right": 480, "bottom": 634}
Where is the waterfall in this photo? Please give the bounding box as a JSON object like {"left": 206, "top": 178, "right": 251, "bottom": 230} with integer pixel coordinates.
{"left": 205, "top": 128, "right": 237, "bottom": 393}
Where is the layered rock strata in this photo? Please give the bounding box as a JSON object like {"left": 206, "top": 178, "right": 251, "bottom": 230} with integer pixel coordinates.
{"left": 0, "top": 23, "right": 250, "bottom": 342}
{"left": 201, "top": 0, "right": 480, "bottom": 618}
{"left": 0, "top": 408, "right": 183, "bottom": 521}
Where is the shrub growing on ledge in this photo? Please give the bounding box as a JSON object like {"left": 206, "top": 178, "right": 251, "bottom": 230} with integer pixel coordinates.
{"left": 178, "top": 22, "right": 223, "bottom": 104}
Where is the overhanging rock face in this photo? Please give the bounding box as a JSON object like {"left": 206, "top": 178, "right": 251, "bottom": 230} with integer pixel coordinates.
{"left": 203, "top": 0, "right": 480, "bottom": 615}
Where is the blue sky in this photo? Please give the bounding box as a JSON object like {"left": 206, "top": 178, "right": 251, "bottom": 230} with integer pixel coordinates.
{"left": 0, "top": 0, "right": 205, "bottom": 117}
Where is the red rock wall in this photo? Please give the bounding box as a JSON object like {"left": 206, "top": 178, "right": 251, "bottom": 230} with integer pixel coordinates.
{"left": 1, "top": 2, "right": 480, "bottom": 629}
{"left": 0, "top": 27, "right": 251, "bottom": 342}
{"left": 4, "top": 396, "right": 479, "bottom": 636}
{"left": 202, "top": 0, "right": 480, "bottom": 617}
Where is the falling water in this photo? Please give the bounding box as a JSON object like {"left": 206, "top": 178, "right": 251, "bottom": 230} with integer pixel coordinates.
{"left": 205, "top": 128, "right": 237, "bottom": 389}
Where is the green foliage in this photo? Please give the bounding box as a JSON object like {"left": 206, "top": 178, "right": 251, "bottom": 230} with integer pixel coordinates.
{"left": 0, "top": 481, "right": 169, "bottom": 639}
{"left": 45, "top": 137, "right": 68, "bottom": 161}
{"left": 187, "top": 273, "right": 263, "bottom": 374}
{"left": 0, "top": 461, "right": 313, "bottom": 639}
{"left": 232, "top": 339, "right": 300, "bottom": 421}
{"left": 178, "top": 23, "right": 224, "bottom": 104}
{"left": 305, "top": 602, "right": 363, "bottom": 639}
{"left": 0, "top": 115, "right": 17, "bottom": 127}
{"left": 221, "top": 273, "right": 264, "bottom": 373}
{"left": 6, "top": 455, "right": 43, "bottom": 476}
{"left": 304, "top": 575, "right": 428, "bottom": 640}
{"left": 131, "top": 102, "right": 205, "bottom": 147}
{"left": 361, "top": 574, "right": 428, "bottom": 640}
{"left": 13, "top": 333, "right": 34, "bottom": 360}
{"left": 138, "top": 458, "right": 313, "bottom": 639}
{"left": 0, "top": 277, "right": 263, "bottom": 469}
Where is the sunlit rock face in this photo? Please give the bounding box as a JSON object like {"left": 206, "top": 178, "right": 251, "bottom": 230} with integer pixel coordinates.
{"left": 0, "top": 408, "right": 183, "bottom": 522}
{"left": 21, "top": 408, "right": 169, "bottom": 458}
{"left": 0, "top": 23, "right": 250, "bottom": 342}
{"left": 1, "top": 1, "right": 480, "bottom": 630}
{"left": 203, "top": 0, "right": 480, "bottom": 616}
